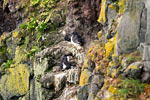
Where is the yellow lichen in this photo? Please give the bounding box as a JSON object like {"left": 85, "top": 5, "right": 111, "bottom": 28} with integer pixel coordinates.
{"left": 0, "top": 32, "right": 10, "bottom": 46}
{"left": 118, "top": 0, "right": 127, "bottom": 14}
{"left": 128, "top": 99, "right": 133, "bottom": 100}
{"left": 105, "top": 32, "right": 118, "bottom": 58}
{"left": 111, "top": 69, "right": 117, "bottom": 78}
{"left": 108, "top": 86, "right": 118, "bottom": 94}
{"left": 113, "top": 32, "right": 118, "bottom": 56}
{"left": 82, "top": 59, "right": 88, "bottom": 70}
{"left": 109, "top": 4, "right": 117, "bottom": 10}
{"left": 8, "top": 64, "right": 29, "bottom": 93}
{"left": 94, "top": 97, "right": 99, "bottom": 100}
{"left": 13, "top": 32, "right": 19, "bottom": 38}
{"left": 87, "top": 41, "right": 105, "bottom": 61}
{"left": 14, "top": 46, "right": 27, "bottom": 64}
{"left": 0, "top": 64, "right": 29, "bottom": 96}
{"left": 79, "top": 69, "right": 89, "bottom": 86}
{"left": 3, "top": 0, "right": 8, "bottom": 9}
{"left": 127, "top": 65, "right": 138, "bottom": 70}
{"left": 97, "top": 31, "right": 103, "bottom": 40}
{"left": 98, "top": 0, "right": 106, "bottom": 23}
{"left": 105, "top": 39, "right": 114, "bottom": 58}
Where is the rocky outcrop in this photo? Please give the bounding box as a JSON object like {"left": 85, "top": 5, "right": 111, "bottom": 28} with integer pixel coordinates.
{"left": 1, "top": 0, "right": 150, "bottom": 100}
{"left": 64, "top": 0, "right": 101, "bottom": 49}
{"left": 0, "top": 64, "right": 29, "bottom": 100}
{"left": 117, "top": 0, "right": 146, "bottom": 54}
{"left": 0, "top": 0, "right": 23, "bottom": 35}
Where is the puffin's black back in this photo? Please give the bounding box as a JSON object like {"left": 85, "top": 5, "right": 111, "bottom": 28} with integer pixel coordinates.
{"left": 72, "top": 32, "right": 84, "bottom": 46}
{"left": 60, "top": 55, "right": 71, "bottom": 69}
{"left": 64, "top": 34, "right": 71, "bottom": 41}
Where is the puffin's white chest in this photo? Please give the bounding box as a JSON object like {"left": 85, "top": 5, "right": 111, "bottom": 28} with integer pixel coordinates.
{"left": 63, "top": 63, "right": 67, "bottom": 69}
{"left": 71, "top": 36, "right": 79, "bottom": 46}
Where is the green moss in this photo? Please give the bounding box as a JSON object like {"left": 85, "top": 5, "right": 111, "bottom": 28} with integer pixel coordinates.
{"left": 14, "top": 46, "right": 27, "bottom": 64}
{"left": 126, "top": 57, "right": 137, "bottom": 65}
{"left": 31, "top": 0, "right": 40, "bottom": 6}
{"left": 118, "top": 78, "right": 144, "bottom": 99}
{"left": 5, "top": 59, "right": 13, "bottom": 68}
{"left": 26, "top": 46, "right": 40, "bottom": 58}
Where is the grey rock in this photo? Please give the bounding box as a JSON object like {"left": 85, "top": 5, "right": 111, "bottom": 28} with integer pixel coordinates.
{"left": 40, "top": 72, "right": 67, "bottom": 92}
{"left": 35, "top": 41, "right": 85, "bottom": 66}
{"left": 143, "top": 61, "right": 150, "bottom": 72}
{"left": 67, "top": 68, "right": 81, "bottom": 85}
{"left": 41, "top": 88, "right": 54, "bottom": 100}
{"left": 77, "top": 85, "right": 89, "bottom": 100}
{"left": 139, "top": 6, "right": 147, "bottom": 43}
{"left": 34, "top": 58, "right": 49, "bottom": 78}
{"left": 123, "top": 62, "right": 144, "bottom": 79}
{"left": 145, "top": 0, "right": 150, "bottom": 44}
{"left": 106, "top": 4, "right": 117, "bottom": 27}
{"left": 142, "top": 45, "right": 150, "bottom": 61}
{"left": 87, "top": 74, "right": 104, "bottom": 100}
{"left": 117, "top": 0, "right": 145, "bottom": 54}
{"left": 54, "top": 72, "right": 67, "bottom": 91}
{"left": 53, "top": 66, "right": 61, "bottom": 72}
{"left": 41, "top": 73, "right": 55, "bottom": 89}
{"left": 137, "top": 43, "right": 145, "bottom": 54}
{"left": 56, "top": 86, "right": 78, "bottom": 100}
{"left": 142, "top": 72, "right": 150, "bottom": 83}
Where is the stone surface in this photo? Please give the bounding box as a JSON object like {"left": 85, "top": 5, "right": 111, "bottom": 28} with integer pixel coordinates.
{"left": 0, "top": 64, "right": 29, "bottom": 100}
{"left": 87, "top": 74, "right": 104, "bottom": 100}
{"left": 67, "top": 68, "right": 80, "bottom": 85}
{"left": 124, "top": 62, "right": 143, "bottom": 79}
{"left": 54, "top": 72, "right": 67, "bottom": 91}
{"left": 77, "top": 85, "right": 89, "bottom": 100}
{"left": 143, "top": 61, "right": 150, "bottom": 72}
{"left": 142, "top": 61, "right": 150, "bottom": 82}
{"left": 41, "top": 73, "right": 55, "bottom": 89}
{"left": 41, "top": 72, "right": 67, "bottom": 92}
{"left": 106, "top": 4, "right": 117, "bottom": 26}
{"left": 56, "top": 86, "right": 78, "bottom": 100}
{"left": 0, "top": 0, "right": 22, "bottom": 35}
{"left": 145, "top": 0, "right": 150, "bottom": 44}
{"left": 117, "top": 0, "right": 146, "bottom": 53}
{"left": 35, "top": 41, "right": 85, "bottom": 66}
{"left": 34, "top": 58, "right": 49, "bottom": 78}
{"left": 79, "top": 69, "right": 92, "bottom": 86}
{"left": 64, "top": 0, "right": 100, "bottom": 50}
{"left": 142, "top": 45, "right": 150, "bottom": 61}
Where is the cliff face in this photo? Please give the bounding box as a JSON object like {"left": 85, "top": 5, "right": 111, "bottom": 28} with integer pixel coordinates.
{"left": 0, "top": 0, "right": 150, "bottom": 100}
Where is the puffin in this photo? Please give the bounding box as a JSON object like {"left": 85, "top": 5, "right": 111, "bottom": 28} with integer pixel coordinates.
{"left": 71, "top": 32, "right": 83, "bottom": 46}
{"left": 60, "top": 53, "right": 73, "bottom": 70}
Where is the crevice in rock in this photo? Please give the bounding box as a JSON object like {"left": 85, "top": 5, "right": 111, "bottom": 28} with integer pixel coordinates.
{"left": 0, "top": 0, "right": 22, "bottom": 35}
{"left": 9, "top": 94, "right": 25, "bottom": 100}
{"left": 0, "top": 94, "right": 4, "bottom": 100}
{"left": 139, "top": 3, "right": 147, "bottom": 43}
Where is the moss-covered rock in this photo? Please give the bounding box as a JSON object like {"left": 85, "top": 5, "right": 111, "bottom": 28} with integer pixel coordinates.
{"left": 0, "top": 64, "right": 29, "bottom": 100}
